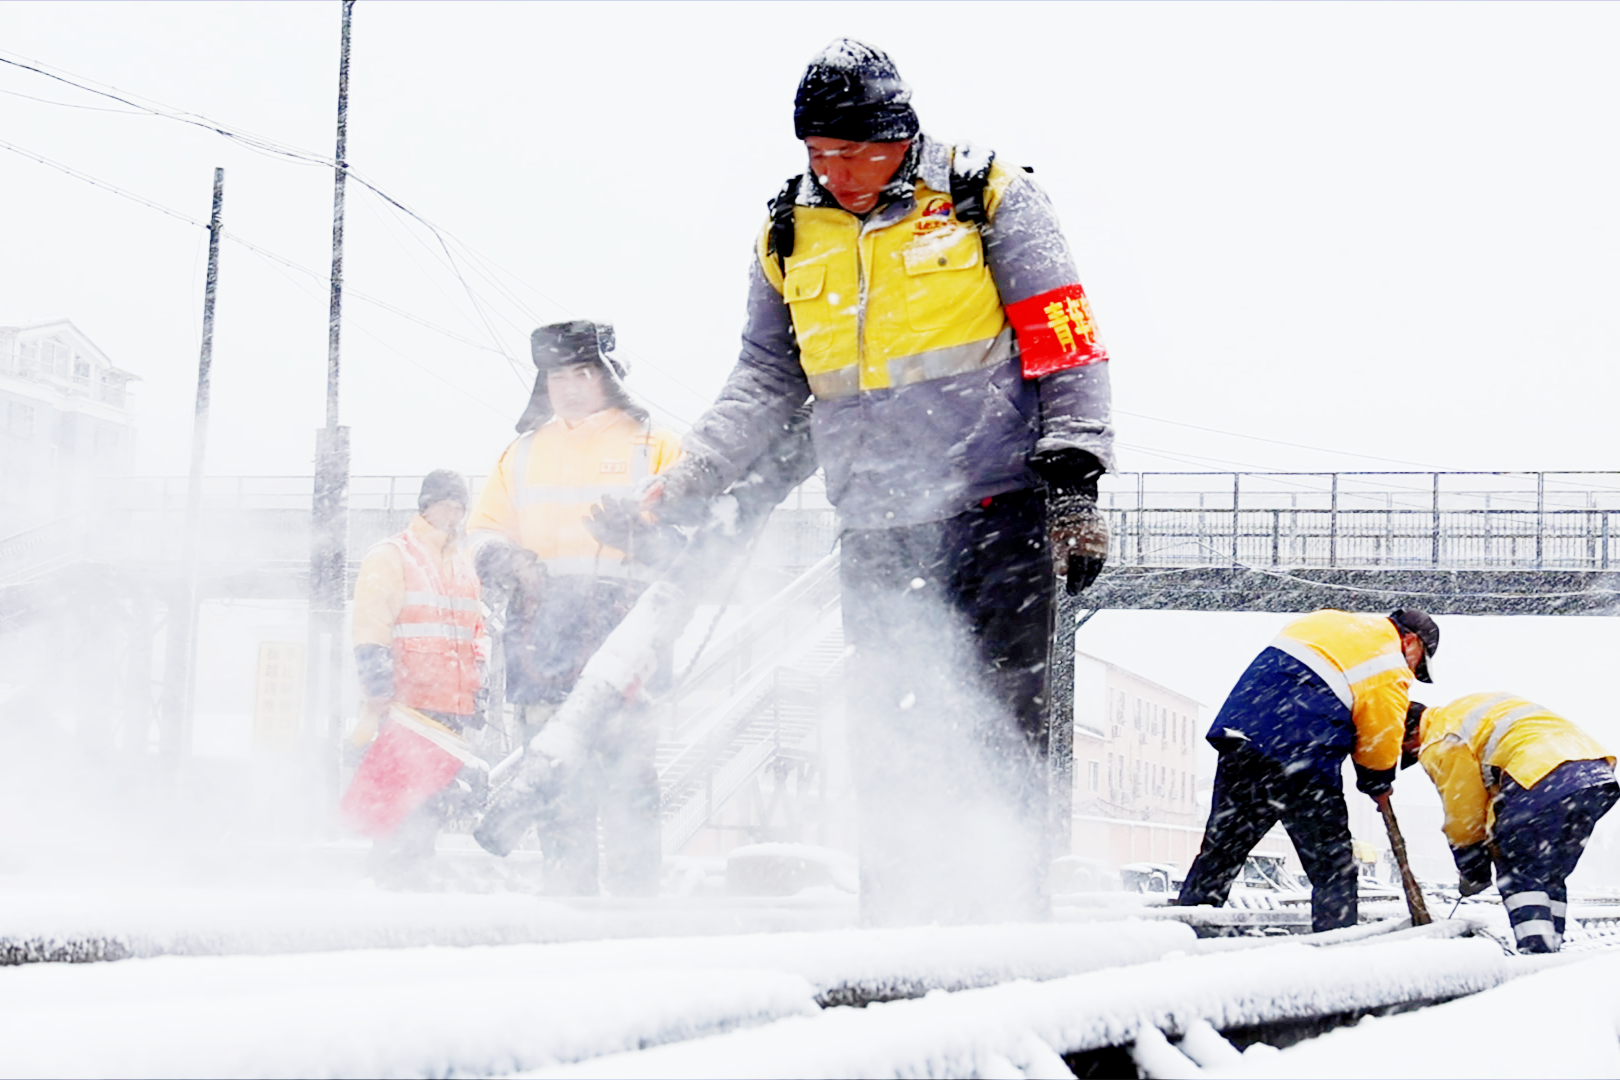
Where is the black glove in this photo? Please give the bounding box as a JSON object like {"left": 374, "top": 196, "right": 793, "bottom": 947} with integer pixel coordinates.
{"left": 354, "top": 644, "right": 393, "bottom": 699}
{"left": 1354, "top": 762, "right": 1395, "bottom": 798}
{"left": 583, "top": 496, "right": 687, "bottom": 569}
{"left": 1032, "top": 449, "right": 1108, "bottom": 594}
{"left": 1453, "top": 843, "right": 1493, "bottom": 897}
{"left": 649, "top": 456, "right": 723, "bottom": 526}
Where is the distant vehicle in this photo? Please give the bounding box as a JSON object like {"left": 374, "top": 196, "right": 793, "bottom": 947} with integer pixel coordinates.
{"left": 1120, "top": 862, "right": 1182, "bottom": 895}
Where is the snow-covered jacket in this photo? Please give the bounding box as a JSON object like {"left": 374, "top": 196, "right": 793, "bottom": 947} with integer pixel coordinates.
{"left": 352, "top": 515, "right": 485, "bottom": 716}
{"left": 1208, "top": 610, "right": 1414, "bottom": 774}
{"left": 683, "top": 135, "right": 1113, "bottom": 530}
{"left": 1418, "top": 693, "right": 1614, "bottom": 848}
{"left": 468, "top": 408, "right": 682, "bottom": 579}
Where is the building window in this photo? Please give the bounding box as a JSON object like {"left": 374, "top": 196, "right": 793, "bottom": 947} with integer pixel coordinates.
{"left": 18, "top": 341, "right": 39, "bottom": 377}
{"left": 1088, "top": 760, "right": 1099, "bottom": 792}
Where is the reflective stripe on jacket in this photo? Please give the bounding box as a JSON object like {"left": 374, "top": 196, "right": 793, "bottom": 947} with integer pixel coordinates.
{"left": 352, "top": 515, "right": 484, "bottom": 716}
{"left": 1418, "top": 693, "right": 1614, "bottom": 848}
{"left": 467, "top": 407, "right": 681, "bottom": 578}
{"left": 1269, "top": 610, "right": 1414, "bottom": 772}
{"left": 683, "top": 135, "right": 1114, "bottom": 530}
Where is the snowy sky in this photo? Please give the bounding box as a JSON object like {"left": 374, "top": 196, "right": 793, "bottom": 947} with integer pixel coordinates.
{"left": 6, "top": 1, "right": 1620, "bottom": 854}
{"left": 3, "top": 1, "right": 1617, "bottom": 480}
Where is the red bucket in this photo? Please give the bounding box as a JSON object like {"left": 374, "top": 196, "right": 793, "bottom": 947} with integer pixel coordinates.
{"left": 340, "top": 705, "right": 484, "bottom": 838}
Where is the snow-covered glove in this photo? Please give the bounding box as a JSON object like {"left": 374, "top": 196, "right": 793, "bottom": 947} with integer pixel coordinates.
{"left": 583, "top": 496, "right": 686, "bottom": 569}
{"left": 1354, "top": 762, "right": 1395, "bottom": 798}
{"left": 1033, "top": 449, "right": 1108, "bottom": 594}
{"left": 355, "top": 644, "right": 393, "bottom": 699}
{"left": 642, "top": 456, "right": 723, "bottom": 526}
{"left": 1453, "top": 843, "right": 1493, "bottom": 897}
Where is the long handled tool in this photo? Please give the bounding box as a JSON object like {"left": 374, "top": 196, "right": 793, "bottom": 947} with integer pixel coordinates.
{"left": 1376, "top": 792, "right": 1431, "bottom": 926}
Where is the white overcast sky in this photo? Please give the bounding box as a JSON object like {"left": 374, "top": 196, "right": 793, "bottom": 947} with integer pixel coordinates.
{"left": 6, "top": 1, "right": 1620, "bottom": 852}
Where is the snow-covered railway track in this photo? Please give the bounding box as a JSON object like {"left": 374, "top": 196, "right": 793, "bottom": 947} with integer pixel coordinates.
{"left": 3, "top": 908, "right": 1611, "bottom": 1079}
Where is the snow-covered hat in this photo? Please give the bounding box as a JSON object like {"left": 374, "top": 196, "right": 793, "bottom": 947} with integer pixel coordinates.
{"left": 793, "top": 39, "right": 919, "bottom": 144}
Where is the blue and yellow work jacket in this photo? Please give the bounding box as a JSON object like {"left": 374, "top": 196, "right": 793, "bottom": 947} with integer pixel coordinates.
{"left": 1207, "top": 610, "right": 1415, "bottom": 776}
{"left": 1418, "top": 693, "right": 1614, "bottom": 849}
{"left": 682, "top": 135, "right": 1113, "bottom": 530}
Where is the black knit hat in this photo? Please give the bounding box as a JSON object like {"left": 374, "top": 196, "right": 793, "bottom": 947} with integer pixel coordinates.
{"left": 1389, "top": 609, "right": 1440, "bottom": 683}
{"left": 793, "top": 39, "right": 919, "bottom": 143}
{"left": 418, "top": 469, "right": 469, "bottom": 511}
{"left": 515, "top": 320, "right": 643, "bottom": 433}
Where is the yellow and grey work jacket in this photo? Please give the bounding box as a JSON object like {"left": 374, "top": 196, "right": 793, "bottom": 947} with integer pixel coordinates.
{"left": 682, "top": 135, "right": 1114, "bottom": 530}
{"left": 1418, "top": 693, "right": 1614, "bottom": 848}
{"left": 468, "top": 407, "right": 681, "bottom": 579}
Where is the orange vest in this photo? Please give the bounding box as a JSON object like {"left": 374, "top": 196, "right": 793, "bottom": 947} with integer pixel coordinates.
{"left": 386, "top": 528, "right": 481, "bottom": 715}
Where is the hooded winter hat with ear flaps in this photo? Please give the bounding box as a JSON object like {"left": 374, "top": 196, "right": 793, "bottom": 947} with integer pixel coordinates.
{"left": 514, "top": 319, "right": 639, "bottom": 433}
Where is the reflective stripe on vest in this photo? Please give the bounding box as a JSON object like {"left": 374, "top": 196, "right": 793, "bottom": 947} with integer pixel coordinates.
{"left": 1269, "top": 636, "right": 1354, "bottom": 709}
{"left": 1456, "top": 694, "right": 1539, "bottom": 785}
{"left": 385, "top": 529, "right": 480, "bottom": 715}
{"left": 783, "top": 190, "right": 1010, "bottom": 401}
{"left": 394, "top": 623, "right": 476, "bottom": 641}
{"left": 508, "top": 425, "right": 655, "bottom": 507}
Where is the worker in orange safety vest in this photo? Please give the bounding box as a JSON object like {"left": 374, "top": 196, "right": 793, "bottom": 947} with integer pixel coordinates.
{"left": 351, "top": 469, "right": 487, "bottom": 880}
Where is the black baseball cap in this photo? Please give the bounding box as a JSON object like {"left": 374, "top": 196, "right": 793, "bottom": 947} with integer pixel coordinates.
{"left": 1389, "top": 609, "right": 1439, "bottom": 683}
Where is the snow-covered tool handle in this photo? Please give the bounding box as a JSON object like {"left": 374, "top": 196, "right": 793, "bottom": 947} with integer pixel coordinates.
{"left": 1377, "top": 792, "right": 1431, "bottom": 926}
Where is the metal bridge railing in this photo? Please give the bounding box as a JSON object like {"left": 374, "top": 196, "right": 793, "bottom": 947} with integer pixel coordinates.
{"left": 1099, "top": 471, "right": 1620, "bottom": 571}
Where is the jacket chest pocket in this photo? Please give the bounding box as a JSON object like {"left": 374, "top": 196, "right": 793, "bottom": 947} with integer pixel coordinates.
{"left": 783, "top": 263, "right": 834, "bottom": 365}
{"left": 900, "top": 226, "right": 988, "bottom": 332}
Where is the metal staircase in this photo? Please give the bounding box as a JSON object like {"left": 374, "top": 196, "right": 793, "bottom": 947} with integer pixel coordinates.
{"left": 656, "top": 553, "right": 846, "bottom": 856}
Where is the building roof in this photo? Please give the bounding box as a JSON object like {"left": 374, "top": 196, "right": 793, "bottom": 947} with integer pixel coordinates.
{"left": 0, "top": 319, "right": 139, "bottom": 382}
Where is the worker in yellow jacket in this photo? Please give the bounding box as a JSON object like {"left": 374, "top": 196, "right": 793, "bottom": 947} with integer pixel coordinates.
{"left": 1178, "top": 609, "right": 1438, "bottom": 932}
{"left": 1410, "top": 693, "right": 1618, "bottom": 952}
{"left": 468, "top": 320, "right": 681, "bottom": 896}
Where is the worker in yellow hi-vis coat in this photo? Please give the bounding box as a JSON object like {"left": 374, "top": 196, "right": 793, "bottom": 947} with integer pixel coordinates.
{"left": 468, "top": 320, "right": 680, "bottom": 897}
{"left": 1409, "top": 693, "right": 1617, "bottom": 953}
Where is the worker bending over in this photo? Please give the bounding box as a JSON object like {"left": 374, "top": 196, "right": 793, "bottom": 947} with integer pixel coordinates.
{"left": 1177, "top": 608, "right": 1438, "bottom": 931}
{"left": 1409, "top": 692, "right": 1618, "bottom": 952}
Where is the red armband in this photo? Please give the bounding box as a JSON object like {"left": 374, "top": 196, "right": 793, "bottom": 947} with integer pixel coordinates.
{"left": 1005, "top": 283, "right": 1108, "bottom": 378}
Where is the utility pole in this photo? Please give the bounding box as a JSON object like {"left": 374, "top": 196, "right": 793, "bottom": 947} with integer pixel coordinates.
{"left": 160, "top": 166, "right": 225, "bottom": 765}
{"left": 307, "top": 0, "right": 354, "bottom": 796}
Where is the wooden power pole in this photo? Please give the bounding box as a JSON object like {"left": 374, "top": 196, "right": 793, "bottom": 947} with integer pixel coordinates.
{"left": 160, "top": 165, "right": 225, "bottom": 763}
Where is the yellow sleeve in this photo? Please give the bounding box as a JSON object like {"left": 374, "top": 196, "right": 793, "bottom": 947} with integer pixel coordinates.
{"left": 1350, "top": 670, "right": 1412, "bottom": 771}
{"left": 466, "top": 441, "right": 523, "bottom": 543}
{"left": 1422, "top": 736, "right": 1490, "bottom": 848}
{"left": 756, "top": 221, "right": 785, "bottom": 294}
{"left": 648, "top": 426, "right": 684, "bottom": 476}
{"left": 351, "top": 543, "right": 404, "bottom": 648}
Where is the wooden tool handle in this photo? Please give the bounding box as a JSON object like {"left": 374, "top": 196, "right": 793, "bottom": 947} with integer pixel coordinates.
{"left": 1377, "top": 793, "right": 1431, "bottom": 926}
